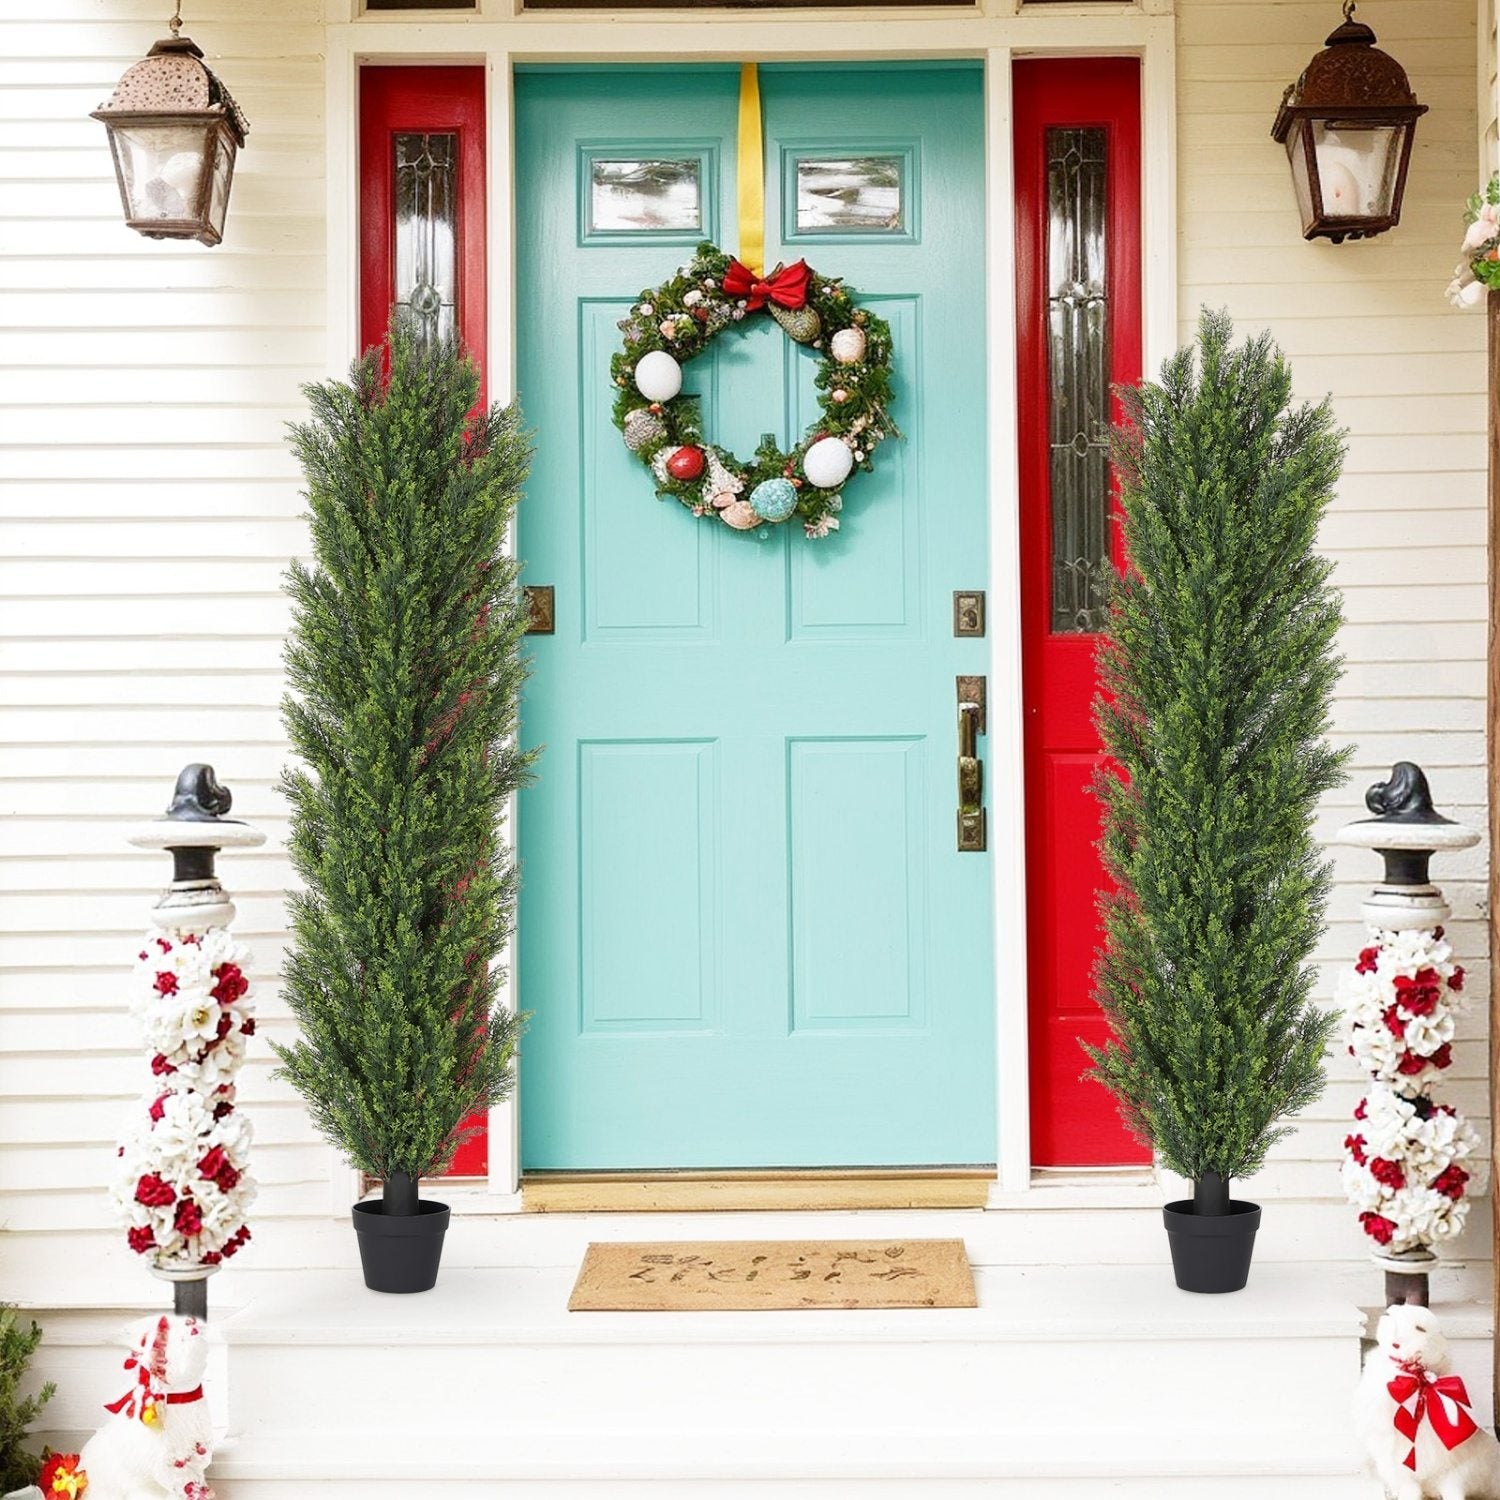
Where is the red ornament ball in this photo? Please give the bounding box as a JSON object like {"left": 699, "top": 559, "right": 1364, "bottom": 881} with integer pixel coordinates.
{"left": 666, "top": 445, "right": 706, "bottom": 481}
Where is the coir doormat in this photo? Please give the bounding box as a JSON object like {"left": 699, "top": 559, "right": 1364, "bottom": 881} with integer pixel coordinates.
{"left": 567, "top": 1238, "right": 976, "bottom": 1311}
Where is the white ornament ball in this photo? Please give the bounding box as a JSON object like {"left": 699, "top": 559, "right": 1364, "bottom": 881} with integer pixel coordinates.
{"left": 830, "top": 326, "right": 867, "bottom": 365}
{"left": 634, "top": 350, "right": 682, "bottom": 402}
{"left": 803, "top": 436, "right": 855, "bottom": 490}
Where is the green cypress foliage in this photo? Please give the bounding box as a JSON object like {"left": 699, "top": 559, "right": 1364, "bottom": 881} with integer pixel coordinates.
{"left": 1084, "top": 309, "right": 1348, "bottom": 1190}
{"left": 0, "top": 1304, "right": 54, "bottom": 1490}
{"left": 274, "top": 328, "right": 536, "bottom": 1188}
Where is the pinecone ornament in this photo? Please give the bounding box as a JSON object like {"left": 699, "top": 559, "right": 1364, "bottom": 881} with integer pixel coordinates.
{"left": 623, "top": 407, "right": 668, "bottom": 453}
{"left": 770, "top": 303, "right": 822, "bottom": 345}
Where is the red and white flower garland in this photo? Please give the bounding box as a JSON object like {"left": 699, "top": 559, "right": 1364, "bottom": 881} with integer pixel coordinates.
{"left": 111, "top": 928, "right": 256, "bottom": 1269}
{"left": 1340, "top": 926, "right": 1477, "bottom": 1253}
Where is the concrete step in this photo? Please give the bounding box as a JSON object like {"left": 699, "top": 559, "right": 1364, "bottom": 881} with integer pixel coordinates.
{"left": 208, "top": 1433, "right": 1380, "bottom": 1497}
{"left": 195, "top": 1260, "right": 1372, "bottom": 1493}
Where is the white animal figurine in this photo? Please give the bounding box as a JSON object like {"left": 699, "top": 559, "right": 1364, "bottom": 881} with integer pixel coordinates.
{"left": 1355, "top": 1302, "right": 1500, "bottom": 1500}
{"left": 77, "top": 1314, "right": 214, "bottom": 1500}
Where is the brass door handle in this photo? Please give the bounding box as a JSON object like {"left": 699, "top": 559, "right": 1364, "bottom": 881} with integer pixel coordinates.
{"left": 957, "top": 677, "right": 986, "bottom": 853}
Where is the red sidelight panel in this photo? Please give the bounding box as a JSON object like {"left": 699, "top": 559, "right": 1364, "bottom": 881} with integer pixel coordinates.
{"left": 359, "top": 65, "right": 488, "bottom": 407}
{"left": 359, "top": 65, "right": 489, "bottom": 1178}
{"left": 1014, "top": 58, "right": 1148, "bottom": 1167}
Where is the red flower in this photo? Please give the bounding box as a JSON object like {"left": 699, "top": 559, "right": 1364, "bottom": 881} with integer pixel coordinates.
{"left": 1433, "top": 1164, "right": 1470, "bottom": 1200}
{"left": 126, "top": 1225, "right": 156, "bottom": 1255}
{"left": 215, "top": 1163, "right": 240, "bottom": 1194}
{"left": 221, "top": 1224, "right": 251, "bottom": 1258}
{"left": 1360, "top": 1212, "right": 1398, "bottom": 1246}
{"left": 1383, "top": 1006, "right": 1407, "bottom": 1038}
{"left": 1354, "top": 1097, "right": 1369, "bottom": 1121}
{"left": 138, "top": 950, "right": 149, "bottom": 962}
{"left": 210, "top": 964, "right": 248, "bottom": 1005}
{"left": 173, "top": 1197, "right": 204, "bottom": 1238}
{"left": 155, "top": 937, "right": 173, "bottom": 953}
{"left": 1369, "top": 1157, "right": 1406, "bottom": 1190}
{"left": 215, "top": 1012, "right": 234, "bottom": 1039}
{"left": 153, "top": 971, "right": 179, "bottom": 997}
{"left": 150, "top": 1053, "right": 177, "bottom": 1077}
{"left": 1448, "top": 966, "right": 1466, "bottom": 992}
{"left": 182, "top": 933, "right": 200, "bottom": 946}
{"left": 37, "top": 1449, "right": 86, "bottom": 1497}
{"left": 1396, "top": 1050, "right": 1428, "bottom": 1076}
{"left": 1430, "top": 1042, "right": 1454, "bottom": 1071}
{"left": 198, "top": 1146, "right": 228, "bottom": 1182}
{"left": 134, "top": 1173, "right": 175, "bottom": 1208}
{"left": 201, "top": 1250, "right": 222, "bottom": 1266}
{"left": 1355, "top": 946, "right": 1380, "bottom": 974}
{"left": 149, "top": 1093, "right": 168, "bottom": 1123}
{"left": 212, "top": 1100, "right": 235, "bottom": 1121}
{"left": 1395, "top": 971, "right": 1442, "bottom": 1017}
{"left": 1344, "top": 1133, "right": 1368, "bottom": 1165}
{"left": 241, "top": 1018, "right": 256, "bottom": 1037}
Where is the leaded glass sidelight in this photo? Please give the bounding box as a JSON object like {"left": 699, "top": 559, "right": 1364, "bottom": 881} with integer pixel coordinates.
{"left": 1045, "top": 127, "right": 1112, "bottom": 634}
{"left": 394, "top": 132, "right": 458, "bottom": 347}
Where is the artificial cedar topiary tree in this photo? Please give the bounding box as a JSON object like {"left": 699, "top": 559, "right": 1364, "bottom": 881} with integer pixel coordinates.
{"left": 273, "top": 326, "right": 536, "bottom": 1215}
{"left": 1084, "top": 308, "right": 1348, "bottom": 1215}
{"left": 0, "top": 1304, "right": 54, "bottom": 1491}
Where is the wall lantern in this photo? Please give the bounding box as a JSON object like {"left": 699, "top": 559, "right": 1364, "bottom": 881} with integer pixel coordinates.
{"left": 91, "top": 4, "right": 249, "bottom": 247}
{"left": 1271, "top": 1, "right": 1426, "bottom": 244}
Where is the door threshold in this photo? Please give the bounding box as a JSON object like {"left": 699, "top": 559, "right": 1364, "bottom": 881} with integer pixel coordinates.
{"left": 521, "top": 1169, "right": 995, "bottom": 1214}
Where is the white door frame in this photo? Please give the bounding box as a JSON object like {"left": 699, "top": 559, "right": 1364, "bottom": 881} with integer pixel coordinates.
{"left": 321, "top": 0, "right": 1178, "bottom": 1212}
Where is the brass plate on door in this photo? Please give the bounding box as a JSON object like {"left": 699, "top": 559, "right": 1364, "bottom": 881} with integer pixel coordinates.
{"left": 525, "top": 584, "right": 555, "bottom": 635}
{"left": 956, "top": 675, "right": 986, "bottom": 852}
{"left": 953, "top": 590, "right": 986, "bottom": 638}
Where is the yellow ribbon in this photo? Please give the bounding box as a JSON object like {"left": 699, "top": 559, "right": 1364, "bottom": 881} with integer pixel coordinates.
{"left": 737, "top": 63, "right": 764, "bottom": 278}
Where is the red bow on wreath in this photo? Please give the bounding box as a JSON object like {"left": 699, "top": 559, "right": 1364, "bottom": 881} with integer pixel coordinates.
{"left": 721, "top": 257, "right": 811, "bottom": 312}
{"left": 1389, "top": 1363, "right": 1479, "bottom": 1470}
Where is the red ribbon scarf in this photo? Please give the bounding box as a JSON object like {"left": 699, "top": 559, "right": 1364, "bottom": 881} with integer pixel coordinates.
{"left": 721, "top": 257, "right": 811, "bottom": 313}
{"left": 1388, "top": 1363, "right": 1479, "bottom": 1470}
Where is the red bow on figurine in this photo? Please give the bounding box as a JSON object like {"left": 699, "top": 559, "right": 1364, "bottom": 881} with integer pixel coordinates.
{"left": 1389, "top": 1363, "right": 1479, "bottom": 1470}
{"left": 721, "top": 257, "right": 811, "bottom": 312}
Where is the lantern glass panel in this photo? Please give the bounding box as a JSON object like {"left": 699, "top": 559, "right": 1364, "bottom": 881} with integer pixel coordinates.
{"left": 207, "top": 126, "right": 237, "bottom": 241}
{"left": 110, "top": 121, "right": 214, "bottom": 226}
{"left": 1286, "top": 118, "right": 1316, "bottom": 229}
{"left": 1310, "top": 119, "right": 1403, "bottom": 219}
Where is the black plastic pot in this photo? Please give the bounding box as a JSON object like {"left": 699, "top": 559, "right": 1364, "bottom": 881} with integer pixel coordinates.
{"left": 352, "top": 1198, "right": 450, "bottom": 1293}
{"left": 1162, "top": 1199, "right": 1261, "bottom": 1293}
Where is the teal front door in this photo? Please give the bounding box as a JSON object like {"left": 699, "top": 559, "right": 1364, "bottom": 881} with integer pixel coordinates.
{"left": 516, "top": 65, "right": 994, "bottom": 1170}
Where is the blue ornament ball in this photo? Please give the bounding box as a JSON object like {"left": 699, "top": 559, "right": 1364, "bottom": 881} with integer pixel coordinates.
{"left": 749, "top": 476, "right": 798, "bottom": 524}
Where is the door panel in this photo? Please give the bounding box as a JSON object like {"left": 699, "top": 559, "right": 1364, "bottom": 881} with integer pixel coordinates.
{"left": 515, "top": 65, "right": 994, "bottom": 1170}
{"left": 1014, "top": 59, "right": 1149, "bottom": 1167}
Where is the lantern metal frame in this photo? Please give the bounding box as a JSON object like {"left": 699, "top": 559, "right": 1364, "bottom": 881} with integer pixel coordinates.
{"left": 1270, "top": 0, "right": 1426, "bottom": 245}
{"left": 91, "top": 7, "right": 249, "bottom": 248}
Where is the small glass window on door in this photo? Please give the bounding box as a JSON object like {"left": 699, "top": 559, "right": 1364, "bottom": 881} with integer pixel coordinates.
{"left": 1045, "top": 126, "right": 1112, "bottom": 635}
{"left": 394, "top": 132, "right": 458, "bottom": 346}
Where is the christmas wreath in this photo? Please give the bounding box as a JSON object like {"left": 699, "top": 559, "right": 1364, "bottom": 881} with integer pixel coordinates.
{"left": 611, "top": 241, "right": 897, "bottom": 540}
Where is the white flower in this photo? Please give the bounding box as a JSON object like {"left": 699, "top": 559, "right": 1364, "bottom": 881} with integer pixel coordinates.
{"left": 683, "top": 289, "right": 703, "bottom": 307}
{"left": 804, "top": 514, "right": 840, "bottom": 539}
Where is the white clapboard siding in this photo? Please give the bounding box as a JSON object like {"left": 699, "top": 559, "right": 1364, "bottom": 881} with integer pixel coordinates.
{"left": 0, "top": 0, "right": 329, "bottom": 1274}
{"left": 1179, "top": 0, "right": 1491, "bottom": 1215}
{"left": 0, "top": 0, "right": 1491, "bottom": 1289}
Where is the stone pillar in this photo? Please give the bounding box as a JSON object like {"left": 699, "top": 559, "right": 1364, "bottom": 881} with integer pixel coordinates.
{"left": 118, "top": 765, "right": 265, "bottom": 1319}
{"left": 1337, "top": 762, "right": 1480, "bottom": 1308}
